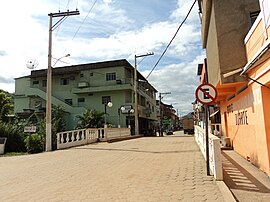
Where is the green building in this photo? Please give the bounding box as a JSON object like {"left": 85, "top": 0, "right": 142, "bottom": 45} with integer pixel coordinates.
{"left": 14, "top": 59, "right": 158, "bottom": 134}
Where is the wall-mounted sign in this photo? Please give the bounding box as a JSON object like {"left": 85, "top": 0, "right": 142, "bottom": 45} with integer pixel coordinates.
{"left": 24, "top": 126, "right": 36, "bottom": 133}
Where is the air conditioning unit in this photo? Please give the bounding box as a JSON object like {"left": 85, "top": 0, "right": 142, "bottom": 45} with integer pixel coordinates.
{"left": 78, "top": 82, "right": 89, "bottom": 88}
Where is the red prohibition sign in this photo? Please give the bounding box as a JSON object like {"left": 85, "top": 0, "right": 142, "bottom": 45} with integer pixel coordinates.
{"left": 195, "top": 83, "right": 217, "bottom": 105}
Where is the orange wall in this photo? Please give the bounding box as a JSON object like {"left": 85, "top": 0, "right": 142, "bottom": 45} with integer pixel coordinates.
{"left": 220, "top": 80, "right": 270, "bottom": 174}
{"left": 261, "top": 84, "right": 270, "bottom": 172}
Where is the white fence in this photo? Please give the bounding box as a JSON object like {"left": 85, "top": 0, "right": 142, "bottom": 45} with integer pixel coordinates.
{"left": 57, "top": 128, "right": 131, "bottom": 150}
{"left": 194, "top": 125, "right": 223, "bottom": 180}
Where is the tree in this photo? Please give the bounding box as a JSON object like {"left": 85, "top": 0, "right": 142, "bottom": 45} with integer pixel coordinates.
{"left": 0, "top": 90, "right": 13, "bottom": 123}
{"left": 76, "top": 109, "right": 104, "bottom": 129}
{"left": 52, "top": 105, "right": 67, "bottom": 133}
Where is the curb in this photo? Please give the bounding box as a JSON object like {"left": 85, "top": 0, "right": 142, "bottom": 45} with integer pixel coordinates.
{"left": 216, "top": 181, "right": 236, "bottom": 202}
{"left": 107, "top": 135, "right": 142, "bottom": 143}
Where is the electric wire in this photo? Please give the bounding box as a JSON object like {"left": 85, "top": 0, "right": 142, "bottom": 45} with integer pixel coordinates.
{"left": 71, "top": 0, "right": 98, "bottom": 40}
{"left": 146, "top": 0, "right": 197, "bottom": 79}
{"left": 65, "top": 0, "right": 71, "bottom": 11}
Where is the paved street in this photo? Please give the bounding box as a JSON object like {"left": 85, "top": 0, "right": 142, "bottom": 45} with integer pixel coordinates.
{"left": 0, "top": 131, "right": 224, "bottom": 202}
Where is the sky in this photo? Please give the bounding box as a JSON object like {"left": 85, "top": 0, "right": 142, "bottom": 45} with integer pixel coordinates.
{"left": 0, "top": 0, "right": 205, "bottom": 116}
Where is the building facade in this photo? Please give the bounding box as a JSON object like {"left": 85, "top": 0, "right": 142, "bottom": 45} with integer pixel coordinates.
{"left": 14, "top": 59, "right": 157, "bottom": 134}
{"left": 199, "top": 0, "right": 270, "bottom": 175}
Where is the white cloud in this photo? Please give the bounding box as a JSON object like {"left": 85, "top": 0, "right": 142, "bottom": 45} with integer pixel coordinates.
{"left": 0, "top": 0, "right": 204, "bottom": 115}
{"left": 142, "top": 52, "right": 206, "bottom": 116}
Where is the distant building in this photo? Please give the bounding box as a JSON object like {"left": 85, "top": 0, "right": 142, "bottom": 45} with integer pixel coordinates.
{"left": 198, "top": 0, "right": 270, "bottom": 175}
{"left": 14, "top": 59, "right": 158, "bottom": 134}
{"left": 156, "top": 100, "right": 178, "bottom": 131}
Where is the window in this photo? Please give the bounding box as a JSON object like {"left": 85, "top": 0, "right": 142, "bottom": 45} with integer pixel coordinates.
{"left": 140, "top": 96, "right": 146, "bottom": 106}
{"left": 78, "top": 98, "right": 85, "bottom": 107}
{"left": 80, "top": 73, "right": 84, "bottom": 78}
{"left": 250, "top": 11, "right": 260, "bottom": 26}
{"left": 90, "top": 72, "right": 94, "bottom": 76}
{"left": 42, "top": 80, "right": 47, "bottom": 87}
{"left": 106, "top": 72, "right": 116, "bottom": 81}
{"left": 60, "top": 78, "right": 69, "bottom": 85}
{"left": 102, "top": 96, "right": 111, "bottom": 104}
{"left": 65, "top": 99, "right": 73, "bottom": 106}
{"left": 33, "top": 80, "right": 39, "bottom": 85}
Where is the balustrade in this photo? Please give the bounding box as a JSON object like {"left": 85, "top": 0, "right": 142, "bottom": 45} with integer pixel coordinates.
{"left": 57, "top": 127, "right": 131, "bottom": 149}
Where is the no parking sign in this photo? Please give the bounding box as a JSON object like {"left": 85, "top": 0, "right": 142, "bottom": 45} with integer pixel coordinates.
{"left": 195, "top": 83, "right": 217, "bottom": 105}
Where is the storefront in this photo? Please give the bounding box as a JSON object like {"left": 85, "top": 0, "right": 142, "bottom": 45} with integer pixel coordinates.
{"left": 219, "top": 2, "right": 270, "bottom": 175}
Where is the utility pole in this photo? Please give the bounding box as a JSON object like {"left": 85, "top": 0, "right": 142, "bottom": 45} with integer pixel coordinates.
{"left": 46, "top": 10, "right": 80, "bottom": 152}
{"left": 134, "top": 52, "right": 154, "bottom": 135}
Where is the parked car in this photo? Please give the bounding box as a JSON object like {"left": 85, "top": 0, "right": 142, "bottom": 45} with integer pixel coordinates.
{"left": 165, "top": 129, "right": 173, "bottom": 135}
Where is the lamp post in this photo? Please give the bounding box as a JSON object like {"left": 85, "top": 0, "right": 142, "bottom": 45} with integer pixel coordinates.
{"left": 118, "top": 106, "right": 125, "bottom": 128}
{"left": 128, "top": 109, "right": 135, "bottom": 129}
{"left": 46, "top": 10, "right": 79, "bottom": 152}
{"left": 104, "top": 102, "right": 113, "bottom": 128}
{"left": 134, "top": 52, "right": 154, "bottom": 135}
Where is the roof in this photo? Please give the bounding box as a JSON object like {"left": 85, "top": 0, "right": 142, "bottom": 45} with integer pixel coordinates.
{"left": 16, "top": 58, "right": 158, "bottom": 92}
{"left": 30, "top": 59, "right": 134, "bottom": 77}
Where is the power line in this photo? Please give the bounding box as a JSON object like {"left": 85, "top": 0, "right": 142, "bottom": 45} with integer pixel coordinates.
{"left": 71, "top": 0, "right": 98, "bottom": 40}
{"left": 146, "top": 0, "right": 197, "bottom": 79}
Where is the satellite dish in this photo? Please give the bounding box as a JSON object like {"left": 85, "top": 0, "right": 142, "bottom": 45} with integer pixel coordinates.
{"left": 26, "top": 59, "right": 39, "bottom": 69}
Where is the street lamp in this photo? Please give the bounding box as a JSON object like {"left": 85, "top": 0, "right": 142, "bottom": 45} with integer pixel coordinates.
{"left": 46, "top": 53, "right": 70, "bottom": 152}
{"left": 52, "top": 54, "right": 70, "bottom": 67}
{"left": 128, "top": 109, "right": 135, "bottom": 129}
{"left": 104, "top": 102, "right": 113, "bottom": 128}
{"left": 118, "top": 106, "right": 125, "bottom": 128}
{"left": 134, "top": 52, "right": 154, "bottom": 135}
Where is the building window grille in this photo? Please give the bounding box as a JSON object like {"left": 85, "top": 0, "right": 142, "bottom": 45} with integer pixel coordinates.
{"left": 106, "top": 72, "right": 116, "bottom": 81}
{"left": 42, "top": 80, "right": 47, "bottom": 87}
{"left": 140, "top": 96, "right": 146, "bottom": 106}
{"left": 61, "top": 78, "right": 69, "bottom": 85}
{"left": 250, "top": 11, "right": 260, "bottom": 26}
{"left": 65, "top": 99, "right": 73, "bottom": 106}
{"left": 78, "top": 98, "right": 85, "bottom": 107}
{"left": 102, "top": 96, "right": 111, "bottom": 104}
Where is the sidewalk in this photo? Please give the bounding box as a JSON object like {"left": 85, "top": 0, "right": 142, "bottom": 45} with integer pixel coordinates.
{"left": 0, "top": 131, "right": 225, "bottom": 202}
{"left": 222, "top": 150, "right": 270, "bottom": 201}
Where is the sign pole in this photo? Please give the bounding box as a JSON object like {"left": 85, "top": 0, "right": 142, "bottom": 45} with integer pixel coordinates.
{"left": 205, "top": 104, "right": 210, "bottom": 175}
{"left": 195, "top": 83, "right": 217, "bottom": 176}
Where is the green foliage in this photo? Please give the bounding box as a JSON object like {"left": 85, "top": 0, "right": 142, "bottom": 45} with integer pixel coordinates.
{"left": 0, "top": 123, "right": 26, "bottom": 152}
{"left": 52, "top": 105, "right": 66, "bottom": 133}
{"left": 52, "top": 105, "right": 67, "bottom": 150}
{"left": 0, "top": 91, "right": 13, "bottom": 123}
{"left": 76, "top": 109, "right": 104, "bottom": 129}
{"left": 24, "top": 133, "right": 44, "bottom": 154}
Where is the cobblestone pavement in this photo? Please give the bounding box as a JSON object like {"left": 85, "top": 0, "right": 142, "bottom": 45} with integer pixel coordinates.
{"left": 0, "top": 131, "right": 224, "bottom": 202}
